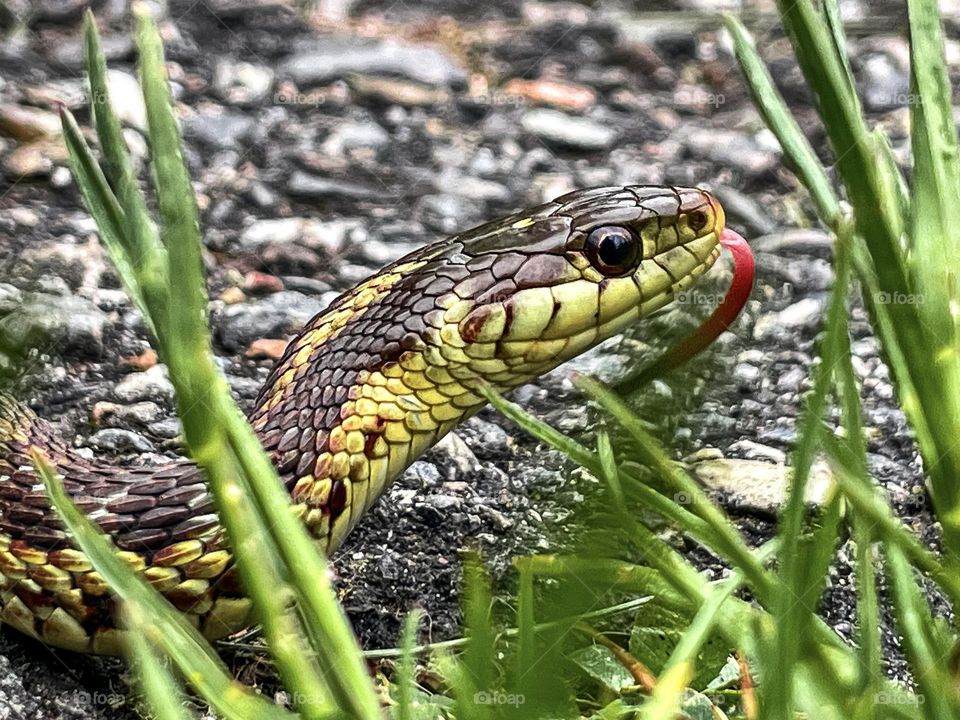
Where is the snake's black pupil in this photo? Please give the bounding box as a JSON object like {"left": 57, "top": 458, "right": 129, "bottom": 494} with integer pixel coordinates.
{"left": 689, "top": 210, "right": 708, "bottom": 231}
{"left": 586, "top": 226, "right": 640, "bottom": 276}
{"left": 599, "top": 233, "right": 631, "bottom": 265}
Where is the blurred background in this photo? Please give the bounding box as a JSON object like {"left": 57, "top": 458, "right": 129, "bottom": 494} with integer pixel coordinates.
{"left": 0, "top": 1, "right": 957, "bottom": 717}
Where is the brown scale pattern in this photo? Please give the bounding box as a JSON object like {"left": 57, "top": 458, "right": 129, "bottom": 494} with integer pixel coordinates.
{"left": 0, "top": 185, "right": 725, "bottom": 652}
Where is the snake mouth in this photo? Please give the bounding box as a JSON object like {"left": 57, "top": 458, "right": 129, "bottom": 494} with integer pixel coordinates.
{"left": 617, "top": 226, "right": 754, "bottom": 391}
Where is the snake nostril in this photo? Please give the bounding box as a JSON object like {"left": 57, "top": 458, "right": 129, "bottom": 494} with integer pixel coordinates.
{"left": 688, "top": 210, "right": 708, "bottom": 232}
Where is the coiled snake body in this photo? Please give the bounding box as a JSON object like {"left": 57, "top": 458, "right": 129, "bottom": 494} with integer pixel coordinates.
{"left": 0, "top": 185, "right": 725, "bottom": 653}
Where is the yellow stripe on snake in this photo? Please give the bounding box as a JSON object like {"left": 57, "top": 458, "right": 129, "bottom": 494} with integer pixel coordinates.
{"left": 0, "top": 185, "right": 725, "bottom": 653}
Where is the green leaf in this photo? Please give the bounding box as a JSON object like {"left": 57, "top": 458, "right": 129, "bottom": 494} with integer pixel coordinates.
{"left": 122, "top": 602, "right": 195, "bottom": 720}
{"left": 570, "top": 644, "right": 635, "bottom": 692}
{"left": 629, "top": 599, "right": 729, "bottom": 690}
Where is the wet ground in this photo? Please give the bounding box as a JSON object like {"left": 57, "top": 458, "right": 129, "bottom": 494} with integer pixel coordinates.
{"left": 0, "top": 0, "right": 955, "bottom": 717}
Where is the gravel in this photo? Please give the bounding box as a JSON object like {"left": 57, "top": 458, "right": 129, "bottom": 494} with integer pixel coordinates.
{"left": 280, "top": 36, "right": 468, "bottom": 86}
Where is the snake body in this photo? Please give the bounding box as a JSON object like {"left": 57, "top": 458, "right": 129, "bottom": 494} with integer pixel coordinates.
{"left": 0, "top": 185, "right": 724, "bottom": 653}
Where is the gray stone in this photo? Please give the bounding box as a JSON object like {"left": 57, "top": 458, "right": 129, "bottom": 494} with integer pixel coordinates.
{"left": 689, "top": 456, "right": 834, "bottom": 514}
{"left": 107, "top": 70, "right": 148, "bottom": 131}
{"left": 401, "top": 460, "right": 443, "bottom": 488}
{"left": 281, "top": 36, "right": 467, "bottom": 87}
{"left": 281, "top": 276, "right": 334, "bottom": 295}
{"left": 96, "top": 401, "right": 165, "bottom": 426}
{"left": 417, "top": 193, "right": 484, "bottom": 234}
{"left": 321, "top": 120, "right": 390, "bottom": 154}
{"left": 217, "top": 291, "right": 328, "bottom": 351}
{"left": 520, "top": 109, "right": 617, "bottom": 150}
{"left": 16, "top": 238, "right": 106, "bottom": 290}
{"left": 0, "top": 284, "right": 23, "bottom": 314}
{"left": 0, "top": 292, "right": 107, "bottom": 359}
{"left": 433, "top": 432, "right": 480, "bottom": 478}
{"left": 726, "top": 439, "right": 786, "bottom": 464}
{"left": 238, "top": 217, "right": 304, "bottom": 249}
{"left": 434, "top": 172, "right": 511, "bottom": 202}
{"left": 683, "top": 127, "right": 778, "bottom": 177}
{"left": 776, "top": 366, "right": 807, "bottom": 394}
{"left": 87, "top": 428, "right": 156, "bottom": 454}
{"left": 859, "top": 51, "right": 910, "bottom": 112}
{"left": 753, "top": 298, "right": 824, "bottom": 341}
{"left": 33, "top": 274, "right": 72, "bottom": 295}
{"left": 733, "top": 362, "right": 760, "bottom": 390}
{"left": 227, "top": 375, "right": 262, "bottom": 400}
{"left": 287, "top": 171, "right": 382, "bottom": 200}
{"left": 148, "top": 418, "right": 183, "bottom": 440}
{"left": 712, "top": 185, "right": 778, "bottom": 236}
{"left": 213, "top": 59, "right": 274, "bottom": 105}
{"left": 463, "top": 417, "right": 513, "bottom": 459}
{"left": 114, "top": 365, "right": 175, "bottom": 403}
{"left": 183, "top": 109, "right": 255, "bottom": 149}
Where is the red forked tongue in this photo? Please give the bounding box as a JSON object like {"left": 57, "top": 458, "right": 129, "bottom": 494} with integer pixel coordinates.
{"left": 616, "top": 228, "right": 754, "bottom": 392}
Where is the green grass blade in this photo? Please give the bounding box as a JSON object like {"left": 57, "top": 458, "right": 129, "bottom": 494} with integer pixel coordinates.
{"left": 908, "top": 0, "right": 960, "bottom": 302}
{"left": 597, "top": 430, "right": 626, "bottom": 511}
{"left": 223, "top": 410, "right": 382, "bottom": 720}
{"left": 478, "top": 383, "right": 597, "bottom": 468}
{"left": 515, "top": 559, "right": 535, "bottom": 673}
{"left": 82, "top": 9, "right": 167, "bottom": 334}
{"left": 886, "top": 545, "right": 960, "bottom": 719}
{"left": 643, "top": 574, "right": 742, "bottom": 720}
{"left": 851, "top": 516, "right": 881, "bottom": 711}
{"left": 121, "top": 602, "right": 195, "bottom": 720}
{"left": 776, "top": 0, "right": 907, "bottom": 290}
{"left": 572, "top": 374, "right": 773, "bottom": 600}
{"left": 462, "top": 553, "right": 496, "bottom": 701}
{"left": 134, "top": 7, "right": 207, "bottom": 349}
{"left": 904, "top": 0, "right": 960, "bottom": 531}
{"left": 396, "top": 610, "right": 422, "bottom": 720}
{"left": 122, "top": 12, "right": 381, "bottom": 717}
{"left": 822, "top": 434, "right": 960, "bottom": 607}
{"left": 58, "top": 107, "right": 155, "bottom": 327}
{"left": 480, "top": 385, "right": 743, "bottom": 573}
{"left": 762, "top": 219, "right": 854, "bottom": 719}
{"left": 31, "top": 449, "right": 298, "bottom": 720}
{"left": 723, "top": 13, "right": 840, "bottom": 223}
{"left": 820, "top": 0, "right": 857, "bottom": 98}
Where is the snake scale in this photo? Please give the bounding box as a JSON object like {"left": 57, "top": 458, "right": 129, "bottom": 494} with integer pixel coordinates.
{"left": 0, "top": 185, "right": 726, "bottom": 654}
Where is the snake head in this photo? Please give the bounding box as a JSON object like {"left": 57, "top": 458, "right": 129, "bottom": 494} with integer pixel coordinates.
{"left": 443, "top": 185, "right": 726, "bottom": 386}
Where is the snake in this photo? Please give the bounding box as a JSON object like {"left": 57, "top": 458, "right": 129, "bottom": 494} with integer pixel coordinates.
{"left": 0, "top": 184, "right": 726, "bottom": 654}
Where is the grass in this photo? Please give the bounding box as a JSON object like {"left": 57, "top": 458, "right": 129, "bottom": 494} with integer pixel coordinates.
{"left": 27, "top": 1, "right": 960, "bottom": 718}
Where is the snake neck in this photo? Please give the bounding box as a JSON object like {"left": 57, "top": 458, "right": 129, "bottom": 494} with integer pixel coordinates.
{"left": 248, "top": 257, "right": 497, "bottom": 553}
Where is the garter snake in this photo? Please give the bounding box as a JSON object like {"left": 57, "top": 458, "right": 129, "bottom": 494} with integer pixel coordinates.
{"left": 0, "top": 185, "right": 725, "bottom": 653}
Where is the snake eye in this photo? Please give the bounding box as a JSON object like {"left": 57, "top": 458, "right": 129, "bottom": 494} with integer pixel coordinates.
{"left": 585, "top": 226, "right": 641, "bottom": 277}
{"left": 688, "top": 210, "right": 708, "bottom": 232}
